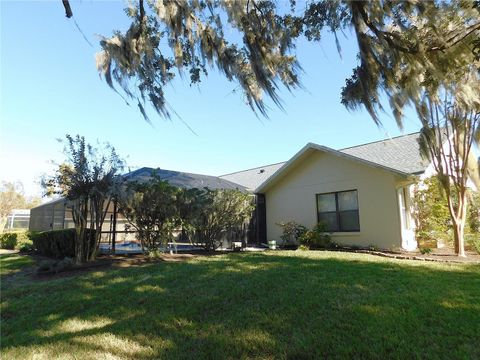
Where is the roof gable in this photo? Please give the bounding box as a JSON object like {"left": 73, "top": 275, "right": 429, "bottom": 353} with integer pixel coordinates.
{"left": 220, "top": 132, "right": 430, "bottom": 191}
{"left": 255, "top": 143, "right": 412, "bottom": 193}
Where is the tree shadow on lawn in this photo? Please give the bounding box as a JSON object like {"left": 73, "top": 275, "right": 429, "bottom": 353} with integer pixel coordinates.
{"left": 2, "top": 252, "right": 480, "bottom": 359}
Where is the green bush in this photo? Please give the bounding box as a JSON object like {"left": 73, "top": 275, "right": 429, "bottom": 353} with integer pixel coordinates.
{"left": 467, "top": 192, "right": 480, "bottom": 233}
{"left": 16, "top": 232, "right": 33, "bottom": 252}
{"left": 18, "top": 240, "right": 34, "bottom": 252}
{"left": 299, "top": 223, "right": 332, "bottom": 250}
{"left": 29, "top": 229, "right": 96, "bottom": 259}
{"left": 471, "top": 239, "right": 480, "bottom": 255}
{"left": 465, "top": 234, "right": 480, "bottom": 255}
{"left": 0, "top": 231, "right": 31, "bottom": 250}
{"left": 277, "top": 221, "right": 308, "bottom": 246}
{"left": 420, "top": 247, "right": 433, "bottom": 255}
{"left": 0, "top": 233, "right": 18, "bottom": 249}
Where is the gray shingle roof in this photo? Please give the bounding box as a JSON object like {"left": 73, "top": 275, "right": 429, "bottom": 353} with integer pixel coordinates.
{"left": 124, "top": 167, "right": 247, "bottom": 191}
{"left": 340, "top": 132, "right": 430, "bottom": 175}
{"left": 219, "top": 162, "right": 285, "bottom": 191}
{"left": 220, "top": 132, "right": 430, "bottom": 191}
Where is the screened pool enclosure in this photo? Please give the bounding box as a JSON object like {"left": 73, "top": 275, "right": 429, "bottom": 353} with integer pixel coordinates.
{"left": 29, "top": 198, "right": 136, "bottom": 251}
{"left": 29, "top": 167, "right": 263, "bottom": 253}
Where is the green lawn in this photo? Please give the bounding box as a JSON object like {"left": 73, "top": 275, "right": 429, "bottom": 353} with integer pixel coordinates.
{"left": 0, "top": 253, "right": 34, "bottom": 277}
{"left": 1, "top": 251, "right": 479, "bottom": 359}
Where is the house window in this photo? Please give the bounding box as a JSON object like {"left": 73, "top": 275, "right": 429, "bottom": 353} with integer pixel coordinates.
{"left": 316, "top": 190, "right": 360, "bottom": 232}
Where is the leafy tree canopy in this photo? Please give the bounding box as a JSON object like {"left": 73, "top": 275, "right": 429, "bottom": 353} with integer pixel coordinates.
{"left": 43, "top": 135, "right": 125, "bottom": 200}
{"left": 119, "top": 176, "right": 184, "bottom": 251}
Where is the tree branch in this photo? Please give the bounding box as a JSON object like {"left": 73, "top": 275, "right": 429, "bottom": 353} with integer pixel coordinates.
{"left": 62, "top": 0, "right": 73, "bottom": 18}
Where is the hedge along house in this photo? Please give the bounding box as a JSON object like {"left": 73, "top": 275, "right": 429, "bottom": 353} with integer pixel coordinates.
{"left": 221, "top": 133, "right": 431, "bottom": 251}
{"left": 29, "top": 168, "right": 248, "bottom": 251}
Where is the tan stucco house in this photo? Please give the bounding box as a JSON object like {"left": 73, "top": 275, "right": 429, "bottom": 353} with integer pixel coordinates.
{"left": 221, "top": 132, "right": 431, "bottom": 251}
{"left": 31, "top": 132, "right": 440, "bottom": 252}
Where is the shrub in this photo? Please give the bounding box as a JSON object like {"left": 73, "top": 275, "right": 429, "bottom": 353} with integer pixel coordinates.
{"left": 37, "top": 257, "right": 75, "bottom": 274}
{"left": 277, "top": 221, "right": 307, "bottom": 246}
{"left": 29, "top": 229, "right": 96, "bottom": 259}
{"left": 299, "top": 223, "right": 332, "bottom": 249}
{"left": 183, "top": 189, "right": 255, "bottom": 251}
{"left": 15, "top": 232, "right": 33, "bottom": 252}
{"left": 37, "top": 259, "right": 56, "bottom": 273}
{"left": 18, "top": 241, "right": 34, "bottom": 253}
{"left": 471, "top": 239, "right": 480, "bottom": 255}
{"left": 0, "top": 233, "right": 18, "bottom": 249}
{"left": 0, "top": 231, "right": 31, "bottom": 250}
{"left": 467, "top": 192, "right": 480, "bottom": 233}
{"left": 420, "top": 247, "right": 433, "bottom": 255}
{"left": 147, "top": 250, "right": 162, "bottom": 259}
{"left": 466, "top": 234, "right": 480, "bottom": 255}
{"left": 56, "top": 257, "right": 75, "bottom": 272}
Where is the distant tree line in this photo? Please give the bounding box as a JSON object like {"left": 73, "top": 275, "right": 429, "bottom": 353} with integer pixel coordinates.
{"left": 0, "top": 182, "right": 41, "bottom": 231}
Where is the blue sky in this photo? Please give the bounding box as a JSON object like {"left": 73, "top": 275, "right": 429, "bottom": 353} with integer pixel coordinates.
{"left": 0, "top": 1, "right": 421, "bottom": 197}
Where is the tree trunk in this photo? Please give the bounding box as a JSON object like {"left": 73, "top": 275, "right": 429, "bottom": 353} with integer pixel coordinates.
{"left": 450, "top": 192, "right": 468, "bottom": 258}
{"left": 453, "top": 221, "right": 466, "bottom": 257}
{"left": 74, "top": 201, "right": 88, "bottom": 264}
{"left": 75, "top": 223, "right": 86, "bottom": 264}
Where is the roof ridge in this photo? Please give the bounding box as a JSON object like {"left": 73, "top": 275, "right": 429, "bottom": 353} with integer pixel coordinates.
{"left": 124, "top": 167, "right": 247, "bottom": 190}
{"left": 123, "top": 167, "right": 154, "bottom": 178}
{"left": 127, "top": 167, "right": 238, "bottom": 181}
{"left": 219, "top": 161, "right": 286, "bottom": 177}
{"left": 339, "top": 131, "right": 420, "bottom": 151}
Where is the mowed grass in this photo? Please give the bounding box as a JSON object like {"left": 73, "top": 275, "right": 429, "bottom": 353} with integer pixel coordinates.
{"left": 1, "top": 251, "right": 479, "bottom": 360}
{"left": 0, "top": 253, "right": 34, "bottom": 277}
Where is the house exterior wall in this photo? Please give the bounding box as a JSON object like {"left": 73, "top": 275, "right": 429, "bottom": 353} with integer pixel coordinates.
{"left": 263, "top": 151, "right": 406, "bottom": 250}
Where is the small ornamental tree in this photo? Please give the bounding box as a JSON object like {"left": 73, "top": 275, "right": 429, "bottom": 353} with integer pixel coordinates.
{"left": 119, "top": 178, "right": 183, "bottom": 252}
{"left": 43, "top": 135, "right": 125, "bottom": 263}
{"left": 184, "top": 189, "right": 254, "bottom": 251}
{"left": 418, "top": 99, "right": 480, "bottom": 257}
